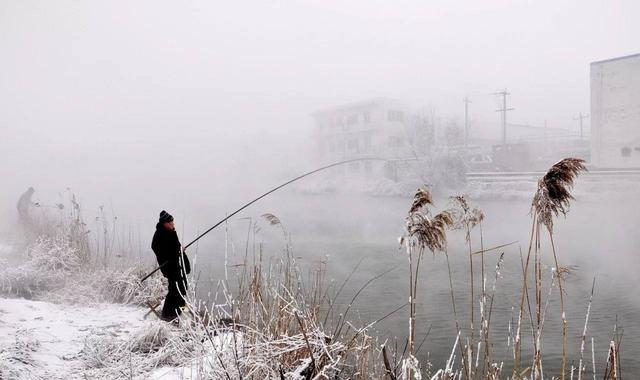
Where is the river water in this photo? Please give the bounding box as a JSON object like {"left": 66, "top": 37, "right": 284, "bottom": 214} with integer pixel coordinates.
{"left": 191, "top": 191, "right": 640, "bottom": 376}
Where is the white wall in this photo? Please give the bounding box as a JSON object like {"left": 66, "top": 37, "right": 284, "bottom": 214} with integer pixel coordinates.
{"left": 591, "top": 54, "right": 640, "bottom": 168}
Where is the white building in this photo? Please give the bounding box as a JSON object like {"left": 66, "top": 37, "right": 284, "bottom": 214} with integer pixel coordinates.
{"left": 591, "top": 53, "right": 640, "bottom": 168}
{"left": 312, "top": 98, "right": 413, "bottom": 178}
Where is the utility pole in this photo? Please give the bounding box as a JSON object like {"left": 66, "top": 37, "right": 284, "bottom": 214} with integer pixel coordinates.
{"left": 463, "top": 97, "right": 472, "bottom": 148}
{"left": 544, "top": 119, "right": 548, "bottom": 155}
{"left": 494, "top": 89, "right": 514, "bottom": 145}
{"left": 573, "top": 113, "right": 589, "bottom": 140}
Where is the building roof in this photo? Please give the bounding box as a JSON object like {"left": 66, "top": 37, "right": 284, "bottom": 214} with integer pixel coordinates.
{"left": 590, "top": 52, "right": 640, "bottom": 66}
{"left": 311, "top": 97, "right": 401, "bottom": 117}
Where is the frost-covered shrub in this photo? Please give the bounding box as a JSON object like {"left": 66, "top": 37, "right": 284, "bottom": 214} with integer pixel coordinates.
{"left": 0, "top": 236, "right": 82, "bottom": 298}
{"left": 0, "top": 235, "right": 164, "bottom": 306}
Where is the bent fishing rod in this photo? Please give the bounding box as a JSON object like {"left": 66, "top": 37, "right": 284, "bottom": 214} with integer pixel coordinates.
{"left": 140, "top": 157, "right": 386, "bottom": 283}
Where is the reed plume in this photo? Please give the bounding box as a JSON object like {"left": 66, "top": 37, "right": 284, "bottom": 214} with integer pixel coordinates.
{"left": 401, "top": 187, "right": 455, "bottom": 378}
{"left": 406, "top": 211, "right": 454, "bottom": 252}
{"left": 408, "top": 186, "right": 434, "bottom": 214}
{"left": 531, "top": 158, "right": 587, "bottom": 232}
{"left": 261, "top": 213, "right": 282, "bottom": 226}
{"left": 449, "top": 195, "right": 484, "bottom": 241}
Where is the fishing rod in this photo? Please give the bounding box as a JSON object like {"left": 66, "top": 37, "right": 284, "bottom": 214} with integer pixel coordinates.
{"left": 140, "top": 157, "right": 386, "bottom": 283}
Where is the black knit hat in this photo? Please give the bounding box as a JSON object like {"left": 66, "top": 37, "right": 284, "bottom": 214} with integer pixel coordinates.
{"left": 159, "top": 210, "right": 174, "bottom": 223}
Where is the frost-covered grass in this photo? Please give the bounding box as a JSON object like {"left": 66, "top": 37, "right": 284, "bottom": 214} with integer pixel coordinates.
{"left": 0, "top": 235, "right": 165, "bottom": 306}
{"left": 0, "top": 329, "right": 41, "bottom": 379}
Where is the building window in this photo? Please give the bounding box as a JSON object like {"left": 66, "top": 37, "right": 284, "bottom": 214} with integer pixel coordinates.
{"left": 363, "top": 135, "right": 372, "bottom": 151}
{"left": 388, "top": 110, "right": 404, "bottom": 122}
{"left": 348, "top": 139, "right": 359, "bottom": 152}
{"left": 347, "top": 114, "right": 358, "bottom": 125}
{"left": 364, "top": 161, "right": 372, "bottom": 175}
{"left": 388, "top": 136, "right": 404, "bottom": 147}
{"left": 621, "top": 147, "right": 631, "bottom": 157}
{"left": 363, "top": 112, "right": 371, "bottom": 123}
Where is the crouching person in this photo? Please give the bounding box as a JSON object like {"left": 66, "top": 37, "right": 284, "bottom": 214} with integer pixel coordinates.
{"left": 151, "top": 210, "right": 191, "bottom": 321}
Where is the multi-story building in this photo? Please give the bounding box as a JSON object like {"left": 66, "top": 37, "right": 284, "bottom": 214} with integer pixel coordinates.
{"left": 591, "top": 53, "right": 640, "bottom": 168}
{"left": 312, "top": 98, "right": 414, "bottom": 178}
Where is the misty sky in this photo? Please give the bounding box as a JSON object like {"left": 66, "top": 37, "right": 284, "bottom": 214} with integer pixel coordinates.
{"left": 1, "top": 0, "right": 639, "bottom": 215}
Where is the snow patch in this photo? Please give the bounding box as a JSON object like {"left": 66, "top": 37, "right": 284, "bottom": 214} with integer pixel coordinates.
{"left": 0, "top": 297, "right": 147, "bottom": 379}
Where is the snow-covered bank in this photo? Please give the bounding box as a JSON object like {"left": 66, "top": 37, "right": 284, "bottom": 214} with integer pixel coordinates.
{"left": 0, "top": 296, "right": 147, "bottom": 379}
{"left": 0, "top": 232, "right": 381, "bottom": 379}
{"left": 0, "top": 235, "right": 193, "bottom": 380}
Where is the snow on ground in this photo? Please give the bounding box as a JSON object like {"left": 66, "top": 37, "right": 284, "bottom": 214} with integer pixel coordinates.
{"left": 0, "top": 296, "right": 150, "bottom": 379}
{"left": 0, "top": 296, "right": 242, "bottom": 380}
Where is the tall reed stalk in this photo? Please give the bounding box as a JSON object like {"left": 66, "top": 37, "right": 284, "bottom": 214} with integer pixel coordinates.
{"left": 449, "top": 195, "right": 484, "bottom": 378}
{"left": 523, "top": 158, "right": 587, "bottom": 379}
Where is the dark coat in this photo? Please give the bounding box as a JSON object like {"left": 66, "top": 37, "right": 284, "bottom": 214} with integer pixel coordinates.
{"left": 151, "top": 223, "right": 191, "bottom": 281}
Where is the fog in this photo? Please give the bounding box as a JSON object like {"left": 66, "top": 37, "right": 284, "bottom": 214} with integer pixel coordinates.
{"left": 2, "top": 1, "right": 639, "bottom": 213}
{"left": 2, "top": 1, "right": 640, "bottom": 374}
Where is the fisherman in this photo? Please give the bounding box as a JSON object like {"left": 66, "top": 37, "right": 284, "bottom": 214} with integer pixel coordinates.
{"left": 151, "top": 210, "right": 191, "bottom": 322}
{"left": 17, "top": 187, "right": 36, "bottom": 226}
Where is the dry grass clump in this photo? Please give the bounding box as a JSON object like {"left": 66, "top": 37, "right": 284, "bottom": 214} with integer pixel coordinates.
{"left": 220, "top": 254, "right": 385, "bottom": 378}
{"left": 94, "top": 267, "right": 166, "bottom": 306}
{"left": 79, "top": 252, "right": 385, "bottom": 379}
{"left": 129, "top": 323, "right": 175, "bottom": 354}
{"left": 81, "top": 322, "right": 202, "bottom": 377}
{"left": 74, "top": 209, "right": 391, "bottom": 379}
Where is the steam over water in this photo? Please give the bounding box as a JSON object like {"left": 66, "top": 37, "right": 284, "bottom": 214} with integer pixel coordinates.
{"left": 191, "top": 192, "right": 640, "bottom": 375}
